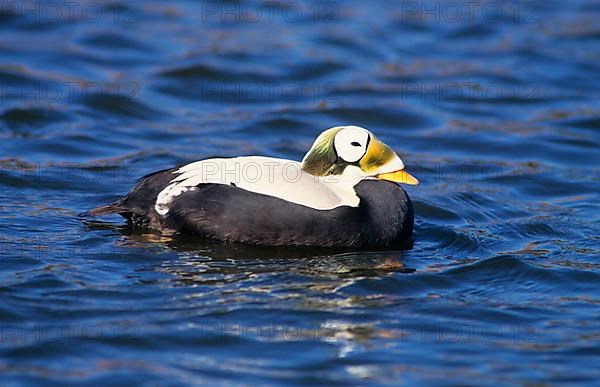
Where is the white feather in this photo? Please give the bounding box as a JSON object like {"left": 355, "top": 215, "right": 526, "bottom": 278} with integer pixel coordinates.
{"left": 155, "top": 156, "right": 362, "bottom": 215}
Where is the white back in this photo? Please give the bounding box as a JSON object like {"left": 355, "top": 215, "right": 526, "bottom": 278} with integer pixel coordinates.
{"left": 155, "top": 156, "right": 362, "bottom": 215}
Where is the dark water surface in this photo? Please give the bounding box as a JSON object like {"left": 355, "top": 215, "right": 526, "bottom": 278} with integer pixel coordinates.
{"left": 1, "top": 0, "right": 599, "bottom": 385}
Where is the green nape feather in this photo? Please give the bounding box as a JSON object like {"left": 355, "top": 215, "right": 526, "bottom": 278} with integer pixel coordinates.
{"left": 300, "top": 127, "right": 345, "bottom": 176}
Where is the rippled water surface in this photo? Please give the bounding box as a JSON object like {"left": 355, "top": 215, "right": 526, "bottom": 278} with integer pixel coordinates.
{"left": 1, "top": 0, "right": 599, "bottom": 384}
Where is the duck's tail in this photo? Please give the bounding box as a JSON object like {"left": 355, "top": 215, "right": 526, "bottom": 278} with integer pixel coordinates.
{"left": 87, "top": 202, "right": 124, "bottom": 216}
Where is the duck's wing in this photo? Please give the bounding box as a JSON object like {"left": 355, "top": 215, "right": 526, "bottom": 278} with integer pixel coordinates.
{"left": 164, "top": 183, "right": 364, "bottom": 247}
{"left": 155, "top": 156, "right": 355, "bottom": 216}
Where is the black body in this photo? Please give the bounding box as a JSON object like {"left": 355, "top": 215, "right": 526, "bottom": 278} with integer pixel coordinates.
{"left": 90, "top": 168, "right": 414, "bottom": 248}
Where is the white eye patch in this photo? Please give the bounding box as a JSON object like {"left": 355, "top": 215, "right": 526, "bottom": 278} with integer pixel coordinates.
{"left": 334, "top": 126, "right": 370, "bottom": 163}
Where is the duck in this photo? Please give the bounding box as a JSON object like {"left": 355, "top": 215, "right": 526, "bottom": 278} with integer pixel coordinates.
{"left": 89, "top": 125, "right": 419, "bottom": 248}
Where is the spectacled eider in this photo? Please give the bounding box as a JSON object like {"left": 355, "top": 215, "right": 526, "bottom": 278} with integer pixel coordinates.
{"left": 90, "top": 125, "right": 419, "bottom": 248}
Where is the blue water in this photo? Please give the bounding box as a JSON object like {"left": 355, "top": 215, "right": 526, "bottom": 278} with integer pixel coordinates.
{"left": 1, "top": 0, "right": 599, "bottom": 384}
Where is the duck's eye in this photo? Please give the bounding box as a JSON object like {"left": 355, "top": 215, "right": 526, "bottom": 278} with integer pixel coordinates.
{"left": 334, "top": 127, "right": 369, "bottom": 163}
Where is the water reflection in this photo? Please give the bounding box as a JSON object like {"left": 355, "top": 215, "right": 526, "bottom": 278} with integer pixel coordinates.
{"left": 2, "top": 0, "right": 599, "bottom": 383}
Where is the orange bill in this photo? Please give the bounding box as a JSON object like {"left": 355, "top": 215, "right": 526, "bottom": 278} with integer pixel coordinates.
{"left": 376, "top": 170, "right": 419, "bottom": 185}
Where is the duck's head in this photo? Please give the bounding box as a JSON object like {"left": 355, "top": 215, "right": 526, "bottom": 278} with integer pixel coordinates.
{"left": 301, "top": 125, "right": 419, "bottom": 185}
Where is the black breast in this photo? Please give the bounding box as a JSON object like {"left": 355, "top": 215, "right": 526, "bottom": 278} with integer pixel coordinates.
{"left": 352, "top": 179, "right": 414, "bottom": 246}
{"left": 165, "top": 179, "right": 413, "bottom": 248}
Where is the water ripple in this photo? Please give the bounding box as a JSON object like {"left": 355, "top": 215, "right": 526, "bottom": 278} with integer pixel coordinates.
{"left": 0, "top": 0, "right": 598, "bottom": 384}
